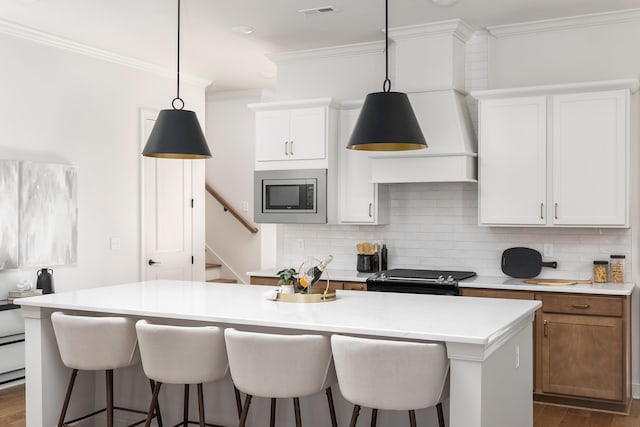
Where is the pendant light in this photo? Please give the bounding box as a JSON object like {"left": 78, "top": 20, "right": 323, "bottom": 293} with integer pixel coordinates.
{"left": 142, "top": 0, "right": 211, "bottom": 159}
{"left": 346, "top": 0, "right": 427, "bottom": 151}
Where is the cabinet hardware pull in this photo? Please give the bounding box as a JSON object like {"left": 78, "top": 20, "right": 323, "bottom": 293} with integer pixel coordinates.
{"left": 554, "top": 203, "right": 558, "bottom": 220}
{"left": 368, "top": 202, "right": 373, "bottom": 218}
{"left": 571, "top": 304, "right": 591, "bottom": 309}
{"left": 290, "top": 141, "right": 294, "bottom": 155}
{"left": 544, "top": 320, "right": 548, "bottom": 338}
{"left": 284, "top": 141, "right": 289, "bottom": 155}
{"left": 540, "top": 203, "right": 544, "bottom": 220}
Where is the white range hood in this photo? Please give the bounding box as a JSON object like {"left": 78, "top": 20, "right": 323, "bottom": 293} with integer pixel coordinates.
{"left": 369, "top": 20, "right": 478, "bottom": 183}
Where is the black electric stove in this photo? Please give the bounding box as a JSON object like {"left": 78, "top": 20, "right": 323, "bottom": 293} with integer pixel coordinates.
{"left": 366, "top": 269, "right": 477, "bottom": 296}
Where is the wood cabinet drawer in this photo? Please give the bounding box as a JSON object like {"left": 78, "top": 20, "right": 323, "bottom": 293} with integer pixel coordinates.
{"left": 250, "top": 277, "right": 279, "bottom": 286}
{"left": 462, "top": 288, "right": 535, "bottom": 300}
{"left": 343, "top": 282, "right": 367, "bottom": 291}
{"left": 540, "top": 294, "right": 622, "bottom": 317}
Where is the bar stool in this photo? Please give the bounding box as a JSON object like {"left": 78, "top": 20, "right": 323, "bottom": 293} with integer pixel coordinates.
{"left": 135, "top": 320, "right": 242, "bottom": 427}
{"left": 331, "top": 335, "right": 449, "bottom": 427}
{"left": 224, "top": 328, "right": 338, "bottom": 427}
{"left": 51, "top": 311, "right": 162, "bottom": 427}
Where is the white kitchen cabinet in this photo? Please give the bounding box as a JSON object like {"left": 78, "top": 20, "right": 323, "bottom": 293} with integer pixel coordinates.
{"left": 478, "top": 96, "right": 547, "bottom": 225}
{"left": 552, "top": 91, "right": 627, "bottom": 226}
{"left": 250, "top": 98, "right": 336, "bottom": 170}
{"left": 337, "top": 106, "right": 388, "bottom": 224}
{"left": 475, "top": 82, "right": 631, "bottom": 227}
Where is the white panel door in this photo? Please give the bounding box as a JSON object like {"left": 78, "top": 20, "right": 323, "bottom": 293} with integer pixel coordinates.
{"left": 338, "top": 108, "right": 377, "bottom": 223}
{"left": 142, "top": 112, "right": 194, "bottom": 280}
{"left": 479, "top": 96, "right": 547, "bottom": 225}
{"left": 552, "top": 90, "right": 627, "bottom": 226}
{"left": 289, "top": 107, "right": 326, "bottom": 160}
{"left": 255, "top": 110, "right": 290, "bottom": 162}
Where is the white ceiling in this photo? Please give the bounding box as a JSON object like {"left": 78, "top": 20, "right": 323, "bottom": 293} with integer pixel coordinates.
{"left": 2, "top": 0, "right": 640, "bottom": 91}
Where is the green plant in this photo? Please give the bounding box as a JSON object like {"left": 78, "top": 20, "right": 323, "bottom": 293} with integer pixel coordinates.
{"left": 277, "top": 268, "right": 298, "bottom": 286}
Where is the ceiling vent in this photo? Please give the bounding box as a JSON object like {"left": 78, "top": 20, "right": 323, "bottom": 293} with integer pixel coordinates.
{"left": 298, "top": 6, "right": 336, "bottom": 16}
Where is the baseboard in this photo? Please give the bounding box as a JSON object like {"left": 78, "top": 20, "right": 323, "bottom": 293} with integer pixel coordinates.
{"left": 633, "top": 381, "right": 640, "bottom": 399}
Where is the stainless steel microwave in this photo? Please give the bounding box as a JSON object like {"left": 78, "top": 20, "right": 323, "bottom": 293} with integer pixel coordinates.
{"left": 254, "top": 169, "right": 327, "bottom": 223}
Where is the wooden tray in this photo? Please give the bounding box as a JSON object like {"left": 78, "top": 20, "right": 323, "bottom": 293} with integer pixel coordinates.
{"left": 523, "top": 278, "right": 592, "bottom": 286}
{"left": 275, "top": 289, "right": 336, "bottom": 303}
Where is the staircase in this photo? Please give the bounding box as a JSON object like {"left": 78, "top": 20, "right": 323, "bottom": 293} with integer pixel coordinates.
{"left": 205, "top": 263, "right": 238, "bottom": 283}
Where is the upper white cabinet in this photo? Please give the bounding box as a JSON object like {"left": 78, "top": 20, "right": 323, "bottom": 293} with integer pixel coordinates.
{"left": 474, "top": 80, "right": 633, "bottom": 227}
{"left": 250, "top": 98, "right": 337, "bottom": 171}
{"left": 338, "top": 106, "right": 388, "bottom": 224}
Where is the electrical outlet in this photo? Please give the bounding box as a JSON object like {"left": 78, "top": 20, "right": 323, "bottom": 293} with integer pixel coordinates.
{"left": 110, "top": 237, "right": 121, "bottom": 251}
{"left": 543, "top": 244, "right": 553, "bottom": 258}
{"left": 241, "top": 201, "right": 249, "bottom": 212}
{"left": 297, "top": 239, "right": 304, "bottom": 250}
{"left": 515, "top": 345, "right": 520, "bottom": 368}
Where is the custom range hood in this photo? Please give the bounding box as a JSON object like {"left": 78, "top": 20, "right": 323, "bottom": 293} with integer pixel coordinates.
{"left": 369, "top": 20, "right": 478, "bottom": 183}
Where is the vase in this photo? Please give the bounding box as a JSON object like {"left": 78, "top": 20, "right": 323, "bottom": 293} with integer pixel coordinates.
{"left": 279, "top": 284, "right": 295, "bottom": 294}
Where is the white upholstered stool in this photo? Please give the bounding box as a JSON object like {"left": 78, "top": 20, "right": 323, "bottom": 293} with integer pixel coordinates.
{"left": 51, "top": 311, "right": 161, "bottom": 427}
{"left": 136, "top": 320, "right": 241, "bottom": 427}
{"left": 331, "top": 335, "right": 449, "bottom": 427}
{"left": 224, "top": 328, "right": 338, "bottom": 427}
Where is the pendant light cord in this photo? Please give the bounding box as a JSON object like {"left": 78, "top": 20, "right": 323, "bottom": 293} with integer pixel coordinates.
{"left": 172, "top": 0, "right": 185, "bottom": 110}
{"left": 383, "top": 0, "right": 391, "bottom": 92}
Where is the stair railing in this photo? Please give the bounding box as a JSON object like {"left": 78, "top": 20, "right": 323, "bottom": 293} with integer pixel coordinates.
{"left": 205, "top": 183, "right": 259, "bottom": 234}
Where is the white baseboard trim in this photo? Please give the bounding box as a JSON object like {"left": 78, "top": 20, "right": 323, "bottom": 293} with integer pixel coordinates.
{"left": 632, "top": 381, "right": 640, "bottom": 399}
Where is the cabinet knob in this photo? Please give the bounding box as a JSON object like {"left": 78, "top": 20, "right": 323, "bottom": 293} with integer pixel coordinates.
{"left": 554, "top": 203, "right": 559, "bottom": 220}
{"left": 284, "top": 141, "right": 289, "bottom": 156}
{"left": 540, "top": 202, "right": 544, "bottom": 220}
{"left": 368, "top": 202, "right": 373, "bottom": 218}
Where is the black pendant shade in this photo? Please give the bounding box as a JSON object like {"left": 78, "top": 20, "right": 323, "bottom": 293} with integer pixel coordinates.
{"left": 142, "top": 0, "right": 211, "bottom": 159}
{"left": 347, "top": 92, "right": 427, "bottom": 151}
{"left": 142, "top": 109, "right": 211, "bottom": 159}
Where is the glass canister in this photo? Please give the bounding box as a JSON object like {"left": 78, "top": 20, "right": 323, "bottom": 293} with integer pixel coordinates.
{"left": 610, "top": 255, "right": 626, "bottom": 283}
{"left": 593, "top": 261, "right": 608, "bottom": 283}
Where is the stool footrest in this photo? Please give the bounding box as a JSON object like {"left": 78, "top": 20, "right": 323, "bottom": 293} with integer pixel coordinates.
{"left": 62, "top": 406, "right": 157, "bottom": 427}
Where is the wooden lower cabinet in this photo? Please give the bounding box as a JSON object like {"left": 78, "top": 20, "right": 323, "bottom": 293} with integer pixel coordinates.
{"left": 461, "top": 287, "right": 630, "bottom": 412}
{"left": 249, "top": 276, "right": 366, "bottom": 291}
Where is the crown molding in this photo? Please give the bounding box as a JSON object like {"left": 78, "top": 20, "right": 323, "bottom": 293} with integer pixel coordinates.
{"left": 267, "top": 40, "right": 385, "bottom": 64}
{"left": 487, "top": 8, "right": 640, "bottom": 39}
{"left": 0, "top": 19, "right": 212, "bottom": 88}
{"left": 470, "top": 78, "right": 640, "bottom": 100}
{"left": 387, "top": 19, "right": 475, "bottom": 43}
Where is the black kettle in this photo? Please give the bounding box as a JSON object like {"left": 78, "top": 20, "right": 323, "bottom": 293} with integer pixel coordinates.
{"left": 36, "top": 268, "right": 54, "bottom": 294}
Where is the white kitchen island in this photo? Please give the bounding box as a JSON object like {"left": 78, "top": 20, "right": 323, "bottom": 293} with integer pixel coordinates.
{"left": 19, "top": 280, "right": 541, "bottom": 427}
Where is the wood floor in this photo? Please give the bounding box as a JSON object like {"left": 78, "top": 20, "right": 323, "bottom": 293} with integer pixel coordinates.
{"left": 2, "top": 383, "right": 640, "bottom": 426}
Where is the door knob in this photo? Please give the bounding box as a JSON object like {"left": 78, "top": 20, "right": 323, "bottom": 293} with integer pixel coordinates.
{"left": 148, "top": 259, "right": 160, "bottom": 266}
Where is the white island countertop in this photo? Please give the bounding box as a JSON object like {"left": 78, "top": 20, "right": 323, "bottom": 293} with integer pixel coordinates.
{"left": 19, "top": 280, "right": 540, "bottom": 345}
{"left": 248, "top": 270, "right": 635, "bottom": 295}
{"left": 18, "top": 280, "right": 540, "bottom": 427}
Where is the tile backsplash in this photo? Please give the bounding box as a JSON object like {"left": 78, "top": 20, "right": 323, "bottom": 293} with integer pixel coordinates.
{"left": 281, "top": 183, "right": 632, "bottom": 279}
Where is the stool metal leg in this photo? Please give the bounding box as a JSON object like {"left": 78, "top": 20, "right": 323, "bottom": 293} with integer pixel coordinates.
{"left": 197, "top": 383, "right": 205, "bottom": 427}
{"left": 293, "top": 397, "right": 302, "bottom": 427}
{"left": 106, "top": 370, "right": 114, "bottom": 427}
{"left": 436, "top": 403, "right": 445, "bottom": 427}
{"left": 234, "top": 386, "right": 243, "bottom": 419}
{"left": 149, "top": 380, "right": 163, "bottom": 427}
{"left": 239, "top": 394, "right": 252, "bottom": 427}
{"left": 325, "top": 388, "right": 337, "bottom": 427}
{"left": 57, "top": 369, "right": 78, "bottom": 427}
{"left": 371, "top": 408, "right": 378, "bottom": 427}
{"left": 145, "top": 382, "right": 163, "bottom": 427}
{"left": 270, "top": 398, "right": 277, "bottom": 427}
{"left": 183, "top": 384, "right": 190, "bottom": 427}
{"left": 409, "top": 410, "right": 417, "bottom": 427}
{"left": 349, "top": 405, "right": 361, "bottom": 427}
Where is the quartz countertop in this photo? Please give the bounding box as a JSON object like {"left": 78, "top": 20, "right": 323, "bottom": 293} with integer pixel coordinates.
{"left": 18, "top": 280, "right": 540, "bottom": 346}
{"left": 248, "top": 270, "right": 635, "bottom": 295}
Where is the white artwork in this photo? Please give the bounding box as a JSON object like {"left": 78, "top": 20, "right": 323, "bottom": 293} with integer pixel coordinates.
{"left": 19, "top": 162, "right": 77, "bottom": 267}
{"left": 0, "top": 160, "right": 19, "bottom": 270}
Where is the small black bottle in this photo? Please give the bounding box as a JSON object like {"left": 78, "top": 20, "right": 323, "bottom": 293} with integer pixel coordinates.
{"left": 380, "top": 244, "right": 388, "bottom": 270}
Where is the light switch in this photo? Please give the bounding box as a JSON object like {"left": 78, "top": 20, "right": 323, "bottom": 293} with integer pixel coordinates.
{"left": 110, "top": 237, "right": 121, "bottom": 251}
{"left": 241, "top": 201, "right": 249, "bottom": 212}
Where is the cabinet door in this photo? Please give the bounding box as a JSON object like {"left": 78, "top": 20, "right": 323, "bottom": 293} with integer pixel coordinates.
{"left": 540, "top": 313, "right": 623, "bottom": 401}
{"left": 338, "top": 108, "right": 379, "bottom": 223}
{"left": 289, "top": 108, "right": 326, "bottom": 160}
{"left": 255, "top": 110, "right": 291, "bottom": 162}
{"left": 478, "top": 97, "right": 547, "bottom": 225}
{"left": 552, "top": 90, "right": 627, "bottom": 226}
